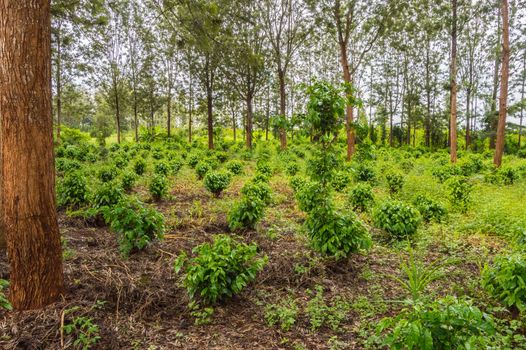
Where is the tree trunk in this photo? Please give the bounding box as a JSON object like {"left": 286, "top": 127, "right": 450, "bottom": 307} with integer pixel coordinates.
{"left": 0, "top": 0, "right": 64, "bottom": 310}
{"left": 113, "top": 78, "right": 121, "bottom": 144}
{"left": 278, "top": 68, "right": 287, "bottom": 150}
{"left": 265, "top": 83, "right": 270, "bottom": 141}
{"left": 490, "top": 6, "right": 502, "bottom": 150}
{"left": 494, "top": 0, "right": 510, "bottom": 167}
{"left": 207, "top": 88, "right": 214, "bottom": 150}
{"left": 246, "top": 95, "right": 253, "bottom": 149}
{"left": 338, "top": 39, "right": 356, "bottom": 160}
{"left": 231, "top": 105, "right": 236, "bottom": 141}
{"left": 167, "top": 83, "right": 172, "bottom": 138}
{"left": 449, "top": 0, "right": 458, "bottom": 163}
{"left": 466, "top": 87, "right": 471, "bottom": 149}
{"left": 133, "top": 87, "right": 138, "bottom": 142}
{"left": 519, "top": 51, "right": 525, "bottom": 149}
{"left": 188, "top": 75, "right": 193, "bottom": 144}
{"left": 56, "top": 22, "right": 62, "bottom": 144}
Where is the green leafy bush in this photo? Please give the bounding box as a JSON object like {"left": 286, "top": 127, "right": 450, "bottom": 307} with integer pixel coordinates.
{"left": 375, "top": 296, "right": 497, "bottom": 350}
{"left": 331, "top": 171, "right": 352, "bottom": 191}
{"left": 204, "top": 171, "right": 231, "bottom": 197}
{"left": 289, "top": 176, "right": 308, "bottom": 194}
{"left": 121, "top": 172, "right": 137, "bottom": 192}
{"left": 241, "top": 181, "right": 272, "bottom": 205}
{"left": 149, "top": 174, "right": 168, "bottom": 201}
{"left": 446, "top": 176, "right": 472, "bottom": 212}
{"left": 265, "top": 297, "right": 299, "bottom": 331}
{"left": 496, "top": 166, "right": 520, "bottom": 185}
{"left": 195, "top": 161, "right": 211, "bottom": 180}
{"left": 187, "top": 154, "right": 200, "bottom": 168}
{"left": 432, "top": 164, "right": 462, "bottom": 183}
{"left": 174, "top": 234, "right": 267, "bottom": 305}
{"left": 0, "top": 280, "right": 12, "bottom": 311}
{"left": 91, "top": 182, "right": 124, "bottom": 209}
{"left": 256, "top": 161, "right": 273, "bottom": 178}
{"left": 413, "top": 195, "right": 447, "bottom": 223}
{"left": 353, "top": 163, "right": 377, "bottom": 183}
{"left": 482, "top": 252, "right": 526, "bottom": 312}
{"left": 348, "top": 183, "right": 374, "bottom": 211}
{"left": 97, "top": 166, "right": 118, "bottom": 183}
{"left": 228, "top": 197, "right": 265, "bottom": 231}
{"left": 373, "top": 200, "right": 421, "bottom": 239}
{"left": 58, "top": 172, "right": 89, "bottom": 208}
{"left": 226, "top": 160, "right": 244, "bottom": 175}
{"left": 154, "top": 161, "right": 170, "bottom": 176}
{"left": 286, "top": 162, "right": 300, "bottom": 176}
{"left": 170, "top": 159, "right": 183, "bottom": 175}
{"left": 56, "top": 158, "right": 82, "bottom": 174}
{"left": 102, "top": 198, "right": 164, "bottom": 256}
{"left": 133, "top": 158, "right": 147, "bottom": 175}
{"left": 306, "top": 285, "right": 350, "bottom": 331}
{"left": 386, "top": 172, "right": 405, "bottom": 194}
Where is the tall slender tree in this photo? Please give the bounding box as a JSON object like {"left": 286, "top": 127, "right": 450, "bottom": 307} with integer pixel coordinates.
{"left": 0, "top": 0, "right": 64, "bottom": 310}
{"left": 449, "top": 0, "right": 458, "bottom": 163}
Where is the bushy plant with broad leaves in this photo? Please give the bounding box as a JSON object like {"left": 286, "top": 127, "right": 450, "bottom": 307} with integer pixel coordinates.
{"left": 133, "top": 158, "right": 147, "bottom": 175}
{"left": 348, "top": 183, "right": 374, "bottom": 211}
{"left": 413, "top": 195, "right": 447, "bottom": 223}
{"left": 97, "top": 165, "right": 118, "bottom": 183}
{"left": 286, "top": 162, "right": 300, "bottom": 176}
{"left": 241, "top": 181, "right": 272, "bottom": 205}
{"left": 187, "top": 154, "right": 200, "bottom": 168}
{"left": 149, "top": 174, "right": 168, "bottom": 201}
{"left": 195, "top": 161, "right": 211, "bottom": 180}
{"left": 226, "top": 160, "right": 244, "bottom": 175}
{"left": 91, "top": 182, "right": 124, "bottom": 209}
{"left": 256, "top": 161, "right": 273, "bottom": 178}
{"left": 496, "top": 166, "right": 520, "bottom": 185}
{"left": 121, "top": 172, "right": 137, "bottom": 192}
{"left": 58, "top": 171, "right": 89, "bottom": 208}
{"left": 154, "top": 161, "right": 170, "bottom": 176}
{"left": 215, "top": 151, "right": 228, "bottom": 163}
{"left": 482, "top": 252, "right": 526, "bottom": 312}
{"left": 56, "top": 158, "right": 82, "bottom": 174}
{"left": 374, "top": 296, "right": 497, "bottom": 350}
{"left": 228, "top": 196, "right": 265, "bottom": 231}
{"left": 102, "top": 198, "right": 164, "bottom": 256}
{"left": 446, "top": 176, "right": 472, "bottom": 212}
{"left": 353, "top": 163, "right": 377, "bottom": 183}
{"left": 204, "top": 171, "right": 231, "bottom": 197}
{"left": 289, "top": 176, "right": 308, "bottom": 194}
{"left": 432, "top": 164, "right": 462, "bottom": 183}
{"left": 173, "top": 234, "right": 267, "bottom": 305}
{"left": 386, "top": 172, "right": 405, "bottom": 194}
{"left": 170, "top": 159, "right": 183, "bottom": 175}
{"left": 331, "top": 171, "right": 352, "bottom": 191}
{"left": 373, "top": 200, "right": 421, "bottom": 240}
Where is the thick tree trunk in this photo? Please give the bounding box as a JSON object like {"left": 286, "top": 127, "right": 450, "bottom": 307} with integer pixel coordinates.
{"left": 278, "top": 68, "right": 287, "bottom": 150}
{"left": 490, "top": 6, "right": 502, "bottom": 150}
{"left": 449, "top": 0, "right": 458, "bottom": 163}
{"left": 519, "top": 52, "right": 525, "bottom": 149}
{"left": 494, "top": 0, "right": 510, "bottom": 167}
{"left": 0, "top": 0, "right": 64, "bottom": 310}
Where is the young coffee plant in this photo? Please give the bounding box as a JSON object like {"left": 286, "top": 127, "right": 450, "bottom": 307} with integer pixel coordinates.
{"left": 58, "top": 171, "right": 89, "bottom": 208}
{"left": 204, "top": 171, "right": 231, "bottom": 198}
{"left": 386, "top": 172, "right": 405, "bottom": 194}
{"left": 174, "top": 234, "right": 267, "bottom": 305}
{"left": 241, "top": 181, "right": 272, "bottom": 205}
{"left": 228, "top": 196, "right": 265, "bottom": 231}
{"left": 306, "top": 285, "right": 350, "bottom": 332}
{"left": 265, "top": 296, "right": 299, "bottom": 332}
{"left": 482, "top": 252, "right": 526, "bottom": 312}
{"left": 91, "top": 182, "right": 124, "bottom": 209}
{"left": 133, "top": 158, "right": 147, "bottom": 175}
{"left": 121, "top": 171, "right": 137, "bottom": 192}
{"left": 102, "top": 198, "right": 164, "bottom": 256}
{"left": 226, "top": 160, "right": 244, "bottom": 175}
{"left": 413, "top": 195, "right": 447, "bottom": 223}
{"left": 353, "top": 163, "right": 377, "bottom": 183}
{"left": 446, "top": 176, "right": 472, "bottom": 212}
{"left": 149, "top": 174, "right": 168, "bottom": 201}
{"left": 170, "top": 159, "right": 183, "bottom": 175}
{"left": 154, "top": 161, "right": 170, "bottom": 176}
{"left": 373, "top": 200, "right": 421, "bottom": 240}
{"left": 195, "top": 161, "right": 211, "bottom": 180}
{"left": 97, "top": 165, "right": 118, "bottom": 183}
{"left": 348, "top": 183, "right": 374, "bottom": 211}
{"left": 63, "top": 307, "right": 101, "bottom": 350}
{"left": 0, "top": 280, "right": 12, "bottom": 311}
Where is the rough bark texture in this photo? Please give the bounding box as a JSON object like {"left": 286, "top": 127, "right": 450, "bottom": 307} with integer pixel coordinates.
{"left": 449, "top": 0, "right": 458, "bottom": 163}
{"left": 0, "top": 0, "right": 65, "bottom": 310}
{"left": 519, "top": 51, "right": 525, "bottom": 149}
{"left": 494, "top": 0, "right": 510, "bottom": 167}
{"left": 56, "top": 23, "right": 62, "bottom": 144}
{"left": 278, "top": 68, "right": 287, "bottom": 150}
{"left": 246, "top": 96, "right": 253, "bottom": 149}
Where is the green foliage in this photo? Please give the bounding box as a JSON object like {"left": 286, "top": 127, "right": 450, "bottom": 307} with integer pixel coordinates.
{"left": 375, "top": 296, "right": 497, "bottom": 350}
{"left": 373, "top": 200, "right": 421, "bottom": 240}
{"left": 241, "top": 181, "right": 272, "bottom": 205}
{"left": 0, "top": 279, "right": 12, "bottom": 311}
{"left": 58, "top": 171, "right": 89, "bottom": 208}
{"left": 63, "top": 307, "right": 101, "bottom": 350}
{"left": 174, "top": 234, "right": 267, "bottom": 305}
{"left": 154, "top": 161, "right": 170, "bottom": 176}
{"left": 170, "top": 159, "right": 183, "bottom": 175}
{"left": 56, "top": 158, "right": 82, "bottom": 174}
{"left": 97, "top": 165, "right": 118, "bottom": 183}
{"left": 331, "top": 171, "right": 351, "bottom": 191}
{"left": 228, "top": 197, "right": 265, "bottom": 231}
{"left": 286, "top": 162, "right": 300, "bottom": 176}
{"left": 195, "top": 161, "right": 212, "bottom": 180}
{"left": 306, "top": 286, "right": 350, "bottom": 332}
{"left": 413, "top": 195, "right": 447, "bottom": 223}
{"left": 496, "top": 166, "right": 520, "bottom": 185}
{"left": 121, "top": 172, "right": 137, "bottom": 192}
{"left": 187, "top": 153, "right": 200, "bottom": 168}
{"left": 432, "top": 164, "right": 462, "bottom": 183}
{"left": 289, "top": 176, "right": 308, "bottom": 194}
{"left": 91, "top": 182, "right": 124, "bottom": 209}
{"left": 102, "top": 198, "right": 164, "bottom": 256}
{"left": 265, "top": 297, "right": 299, "bottom": 331}
{"left": 386, "top": 172, "right": 405, "bottom": 194}
{"left": 482, "top": 252, "right": 526, "bottom": 312}
{"left": 305, "top": 203, "right": 372, "bottom": 259}
{"left": 348, "top": 183, "right": 374, "bottom": 212}
{"left": 133, "top": 158, "right": 147, "bottom": 176}
{"left": 204, "top": 171, "right": 231, "bottom": 197}
{"left": 256, "top": 161, "right": 273, "bottom": 178}
{"left": 149, "top": 174, "right": 168, "bottom": 201}
{"left": 446, "top": 176, "right": 472, "bottom": 212}
{"left": 353, "top": 163, "right": 377, "bottom": 183}
{"left": 226, "top": 160, "right": 244, "bottom": 175}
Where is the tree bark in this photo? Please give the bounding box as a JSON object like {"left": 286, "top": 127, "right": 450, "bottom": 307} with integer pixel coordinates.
{"left": 188, "top": 74, "right": 193, "bottom": 144}
{"left": 490, "top": 6, "right": 502, "bottom": 150}
{"left": 246, "top": 95, "right": 253, "bottom": 149}
{"left": 278, "top": 67, "right": 287, "bottom": 150}
{"left": 519, "top": 51, "right": 525, "bottom": 149}
{"left": 0, "top": 0, "right": 65, "bottom": 310}
{"left": 56, "top": 22, "right": 62, "bottom": 144}
{"left": 449, "top": 0, "right": 458, "bottom": 163}
{"left": 494, "top": 0, "right": 510, "bottom": 167}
